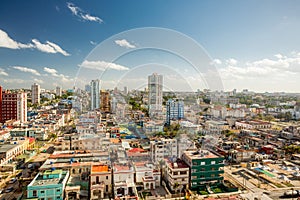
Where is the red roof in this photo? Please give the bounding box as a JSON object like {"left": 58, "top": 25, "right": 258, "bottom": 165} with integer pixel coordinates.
{"left": 128, "top": 148, "right": 146, "bottom": 153}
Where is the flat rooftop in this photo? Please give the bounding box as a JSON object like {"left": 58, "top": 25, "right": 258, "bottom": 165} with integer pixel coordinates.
{"left": 166, "top": 159, "right": 189, "bottom": 169}
{"left": 183, "top": 150, "right": 219, "bottom": 160}
{"left": 29, "top": 170, "right": 68, "bottom": 187}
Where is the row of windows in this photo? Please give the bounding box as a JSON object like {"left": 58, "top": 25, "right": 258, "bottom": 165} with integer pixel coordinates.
{"left": 192, "top": 174, "right": 217, "bottom": 179}
{"left": 193, "top": 161, "right": 216, "bottom": 166}
{"left": 191, "top": 167, "right": 218, "bottom": 172}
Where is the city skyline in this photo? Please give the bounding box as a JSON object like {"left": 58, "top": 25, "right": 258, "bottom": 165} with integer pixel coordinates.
{"left": 1, "top": 1, "right": 300, "bottom": 92}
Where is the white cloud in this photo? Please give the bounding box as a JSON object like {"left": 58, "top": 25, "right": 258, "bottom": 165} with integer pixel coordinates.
{"left": 79, "top": 60, "right": 130, "bottom": 71}
{"left": 44, "top": 67, "right": 58, "bottom": 76}
{"left": 67, "top": 2, "right": 103, "bottom": 23}
{"left": 0, "top": 68, "right": 8, "bottom": 76}
{"left": 0, "top": 29, "right": 33, "bottom": 49}
{"left": 115, "top": 39, "right": 136, "bottom": 49}
{"left": 43, "top": 67, "right": 72, "bottom": 83}
{"left": 33, "top": 78, "right": 44, "bottom": 84}
{"left": 210, "top": 59, "right": 222, "bottom": 65}
{"left": 226, "top": 58, "right": 237, "bottom": 65}
{"left": 217, "top": 52, "right": 300, "bottom": 91}
{"left": 90, "top": 41, "right": 97, "bottom": 45}
{"left": 274, "top": 54, "right": 283, "bottom": 59}
{"left": 81, "top": 14, "right": 103, "bottom": 23}
{"left": 32, "top": 39, "right": 70, "bottom": 56}
{"left": 12, "top": 66, "right": 41, "bottom": 76}
{"left": 0, "top": 29, "right": 70, "bottom": 56}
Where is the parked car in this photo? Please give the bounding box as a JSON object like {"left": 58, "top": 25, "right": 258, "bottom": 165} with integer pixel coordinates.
{"left": 9, "top": 178, "right": 17, "bottom": 184}
{"left": 4, "top": 186, "right": 14, "bottom": 193}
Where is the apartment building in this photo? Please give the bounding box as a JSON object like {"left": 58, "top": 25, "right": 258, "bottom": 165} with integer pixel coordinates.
{"left": 182, "top": 150, "right": 224, "bottom": 190}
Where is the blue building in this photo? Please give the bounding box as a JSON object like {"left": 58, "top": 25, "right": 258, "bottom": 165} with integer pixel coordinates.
{"left": 166, "top": 99, "right": 184, "bottom": 126}
{"left": 26, "top": 170, "right": 69, "bottom": 200}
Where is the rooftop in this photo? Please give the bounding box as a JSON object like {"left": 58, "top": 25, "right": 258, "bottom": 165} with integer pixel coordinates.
{"left": 166, "top": 158, "right": 189, "bottom": 169}
{"left": 29, "top": 170, "right": 68, "bottom": 187}
{"left": 184, "top": 150, "right": 219, "bottom": 159}
{"left": 92, "top": 165, "right": 110, "bottom": 173}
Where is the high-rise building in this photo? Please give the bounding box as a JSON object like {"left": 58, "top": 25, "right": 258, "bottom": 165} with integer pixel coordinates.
{"left": 166, "top": 99, "right": 184, "bottom": 126}
{"left": 0, "top": 86, "right": 2, "bottom": 123}
{"left": 100, "top": 90, "right": 111, "bottom": 113}
{"left": 123, "top": 86, "right": 128, "bottom": 95}
{"left": 31, "top": 83, "right": 40, "bottom": 104}
{"left": 0, "top": 89, "right": 27, "bottom": 123}
{"left": 90, "top": 79, "right": 100, "bottom": 110}
{"left": 148, "top": 73, "right": 163, "bottom": 116}
{"left": 56, "top": 86, "right": 62, "bottom": 97}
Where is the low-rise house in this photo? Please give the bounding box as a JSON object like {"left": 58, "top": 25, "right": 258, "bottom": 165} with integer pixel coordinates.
{"left": 27, "top": 170, "right": 69, "bottom": 200}
{"left": 90, "top": 164, "right": 112, "bottom": 199}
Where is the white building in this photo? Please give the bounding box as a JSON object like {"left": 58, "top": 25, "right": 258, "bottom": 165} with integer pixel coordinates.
{"left": 148, "top": 73, "right": 163, "bottom": 117}
{"left": 56, "top": 86, "right": 62, "bottom": 97}
{"left": 164, "top": 158, "right": 189, "bottom": 193}
{"left": 90, "top": 164, "right": 112, "bottom": 199}
{"left": 17, "top": 92, "right": 27, "bottom": 123}
{"left": 90, "top": 79, "right": 100, "bottom": 110}
{"left": 150, "top": 138, "right": 177, "bottom": 163}
{"left": 31, "top": 83, "right": 40, "bottom": 104}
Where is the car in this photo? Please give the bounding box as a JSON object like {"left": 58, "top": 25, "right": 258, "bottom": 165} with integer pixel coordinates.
{"left": 9, "top": 178, "right": 17, "bottom": 184}
{"left": 4, "top": 187, "right": 14, "bottom": 193}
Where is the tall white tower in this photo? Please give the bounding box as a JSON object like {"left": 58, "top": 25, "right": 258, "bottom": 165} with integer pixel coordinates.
{"left": 17, "top": 92, "right": 27, "bottom": 123}
{"left": 56, "top": 86, "right": 62, "bottom": 97}
{"left": 31, "top": 83, "right": 40, "bottom": 105}
{"left": 148, "top": 73, "right": 163, "bottom": 116}
{"left": 90, "top": 79, "right": 100, "bottom": 110}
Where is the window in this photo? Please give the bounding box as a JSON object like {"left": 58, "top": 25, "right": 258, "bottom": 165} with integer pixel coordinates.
{"left": 193, "top": 162, "right": 197, "bottom": 166}
{"left": 211, "top": 161, "right": 216, "bottom": 164}
{"left": 201, "top": 162, "right": 205, "bottom": 165}
{"left": 57, "top": 196, "right": 60, "bottom": 199}
{"left": 211, "top": 174, "right": 215, "bottom": 177}
{"left": 211, "top": 167, "right": 215, "bottom": 171}
{"left": 33, "top": 190, "right": 37, "bottom": 197}
{"left": 56, "top": 189, "right": 60, "bottom": 192}
{"left": 96, "top": 176, "right": 99, "bottom": 184}
{"left": 106, "top": 185, "right": 109, "bottom": 192}
{"left": 106, "top": 176, "right": 108, "bottom": 180}
{"left": 41, "top": 191, "right": 45, "bottom": 193}
{"left": 201, "top": 168, "right": 205, "bottom": 171}
{"left": 41, "top": 198, "right": 45, "bottom": 200}
{"left": 200, "top": 175, "right": 204, "bottom": 179}
{"left": 192, "top": 176, "right": 197, "bottom": 179}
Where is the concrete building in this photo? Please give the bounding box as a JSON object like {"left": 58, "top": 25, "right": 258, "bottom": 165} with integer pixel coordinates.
{"left": 133, "top": 161, "right": 160, "bottom": 189}
{"left": 164, "top": 158, "right": 189, "bottom": 193}
{"left": 10, "top": 128, "right": 47, "bottom": 140}
{"left": 27, "top": 170, "right": 69, "bottom": 200}
{"left": 56, "top": 86, "right": 62, "bottom": 97}
{"left": 0, "top": 86, "right": 2, "bottom": 123}
{"left": 100, "top": 90, "right": 111, "bottom": 113}
{"left": 113, "top": 163, "right": 137, "bottom": 200}
{"left": 91, "top": 79, "right": 100, "bottom": 110}
{"left": 235, "top": 120, "right": 272, "bottom": 130}
{"left": 148, "top": 73, "right": 163, "bottom": 117}
{"left": 0, "top": 90, "right": 27, "bottom": 123}
{"left": 150, "top": 138, "right": 177, "bottom": 163}
{"left": 90, "top": 164, "right": 112, "bottom": 199}
{"left": 182, "top": 150, "right": 224, "bottom": 190}
{"left": 166, "top": 99, "right": 184, "bottom": 126}
{"left": 31, "top": 83, "right": 40, "bottom": 105}
{"left": 0, "top": 138, "right": 32, "bottom": 165}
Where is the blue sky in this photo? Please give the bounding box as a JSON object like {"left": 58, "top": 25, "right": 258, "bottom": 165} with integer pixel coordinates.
{"left": 1, "top": 1, "right": 300, "bottom": 92}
